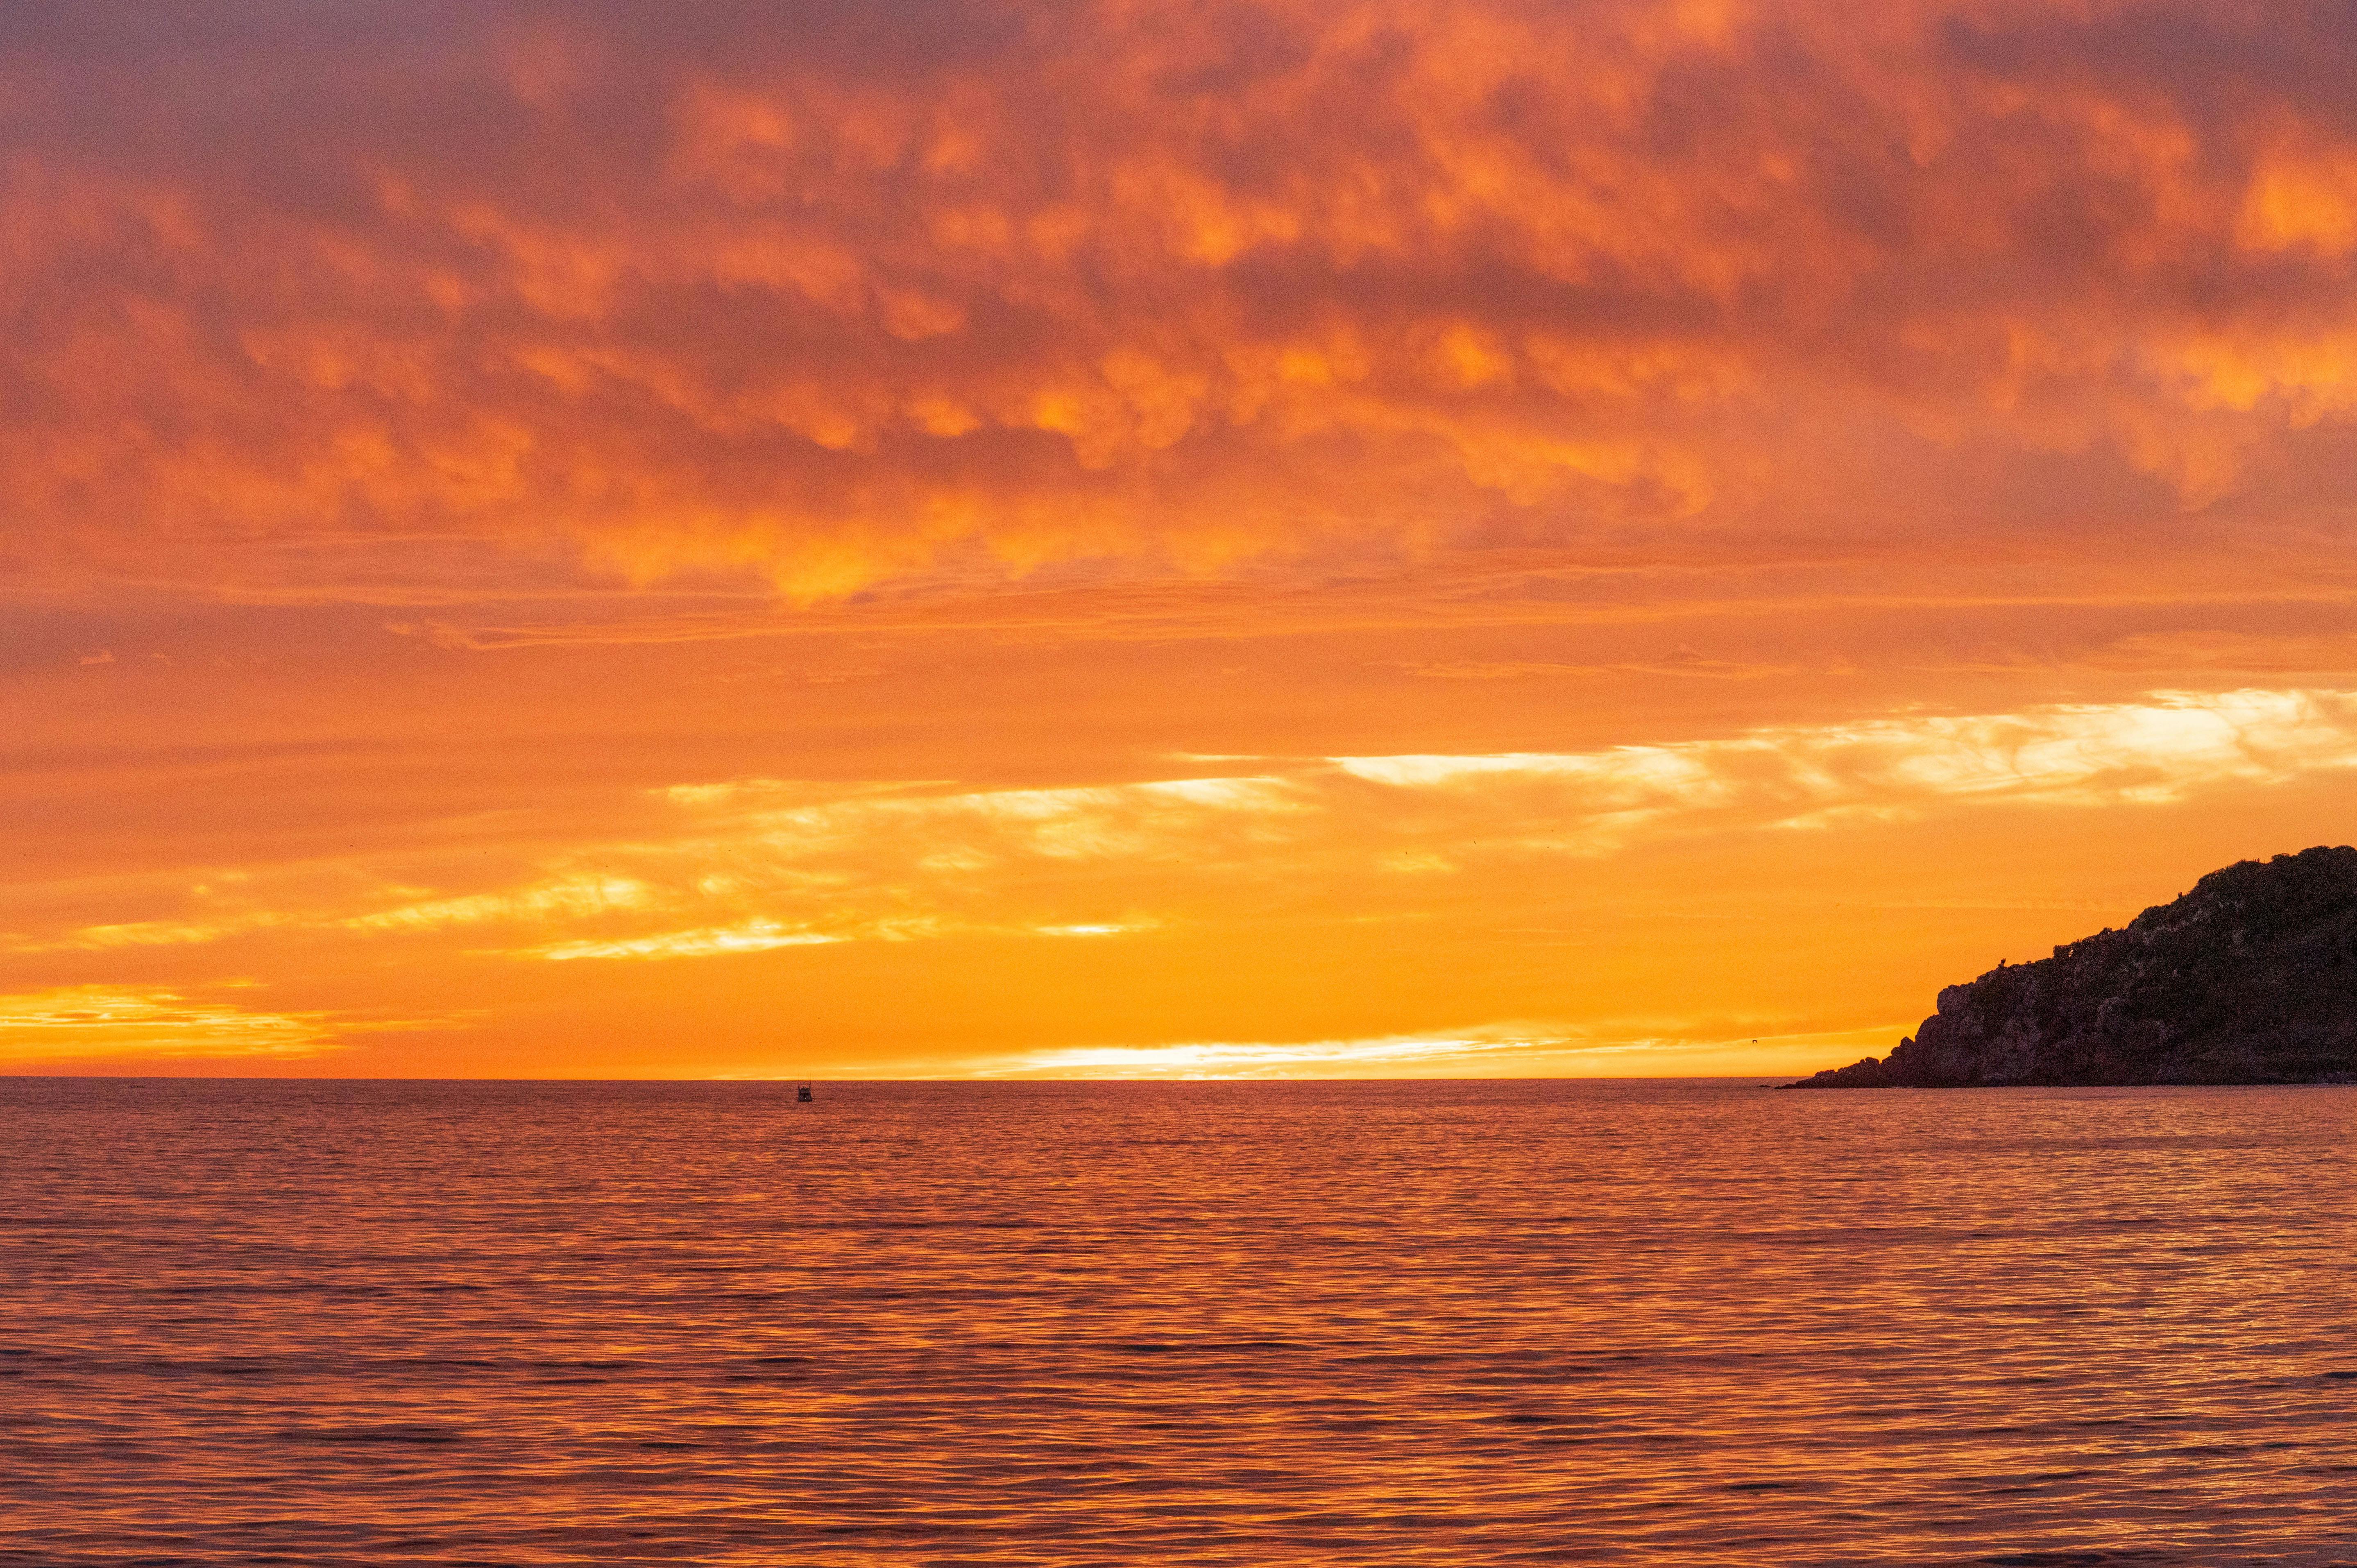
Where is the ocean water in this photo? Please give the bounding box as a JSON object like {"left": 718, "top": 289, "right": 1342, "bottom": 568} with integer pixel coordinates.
{"left": 3, "top": 1079, "right": 2354, "bottom": 1566}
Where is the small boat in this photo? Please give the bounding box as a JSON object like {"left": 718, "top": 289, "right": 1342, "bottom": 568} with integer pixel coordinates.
{"left": 796, "top": 1081, "right": 814, "bottom": 1103}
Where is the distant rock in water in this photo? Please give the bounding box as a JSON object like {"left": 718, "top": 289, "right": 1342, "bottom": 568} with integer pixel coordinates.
{"left": 1795, "top": 846, "right": 2357, "bottom": 1088}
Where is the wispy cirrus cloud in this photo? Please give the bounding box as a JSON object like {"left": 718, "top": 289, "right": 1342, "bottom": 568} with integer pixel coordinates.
{"left": 15, "top": 687, "right": 2357, "bottom": 970}
{"left": 526, "top": 920, "right": 855, "bottom": 962}
{"left": 1334, "top": 687, "right": 2357, "bottom": 845}
{"left": 0, "top": 986, "right": 340, "bottom": 1064}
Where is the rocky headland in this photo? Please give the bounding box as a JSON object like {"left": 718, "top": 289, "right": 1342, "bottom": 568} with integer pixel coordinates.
{"left": 1795, "top": 845, "right": 2357, "bottom": 1087}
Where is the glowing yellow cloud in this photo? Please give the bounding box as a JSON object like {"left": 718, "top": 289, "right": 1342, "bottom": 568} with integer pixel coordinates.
{"left": 0, "top": 986, "right": 340, "bottom": 1064}
{"left": 20, "top": 687, "right": 2356, "bottom": 972}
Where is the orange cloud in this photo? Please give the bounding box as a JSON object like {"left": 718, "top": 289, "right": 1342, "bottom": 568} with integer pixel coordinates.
{"left": 5, "top": 2, "right": 2357, "bottom": 606}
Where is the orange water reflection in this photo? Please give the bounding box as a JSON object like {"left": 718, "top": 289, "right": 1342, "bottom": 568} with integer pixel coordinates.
{"left": 5, "top": 1079, "right": 2352, "bottom": 1563}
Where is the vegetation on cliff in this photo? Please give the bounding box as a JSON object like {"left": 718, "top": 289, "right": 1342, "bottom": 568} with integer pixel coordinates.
{"left": 1795, "top": 846, "right": 2357, "bottom": 1087}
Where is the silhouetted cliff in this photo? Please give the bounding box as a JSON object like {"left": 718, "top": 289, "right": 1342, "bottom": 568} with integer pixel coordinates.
{"left": 1795, "top": 846, "right": 2357, "bottom": 1087}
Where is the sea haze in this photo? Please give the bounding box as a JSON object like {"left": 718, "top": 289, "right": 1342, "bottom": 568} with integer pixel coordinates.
{"left": 3, "top": 1079, "right": 2354, "bottom": 1565}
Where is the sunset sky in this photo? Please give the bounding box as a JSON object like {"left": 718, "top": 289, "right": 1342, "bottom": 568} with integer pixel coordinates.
{"left": 7, "top": 0, "right": 2357, "bottom": 1077}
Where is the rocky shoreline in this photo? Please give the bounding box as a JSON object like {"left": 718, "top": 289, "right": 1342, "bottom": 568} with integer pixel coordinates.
{"left": 1795, "top": 846, "right": 2357, "bottom": 1088}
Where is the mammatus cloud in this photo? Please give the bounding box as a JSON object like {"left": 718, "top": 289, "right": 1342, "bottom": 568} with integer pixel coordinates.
{"left": 7, "top": 2, "right": 2357, "bottom": 600}
{"left": 16, "top": 687, "right": 2357, "bottom": 966}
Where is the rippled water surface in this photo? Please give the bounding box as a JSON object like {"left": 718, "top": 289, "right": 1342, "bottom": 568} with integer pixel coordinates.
{"left": 4, "top": 1079, "right": 2355, "bottom": 1565}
